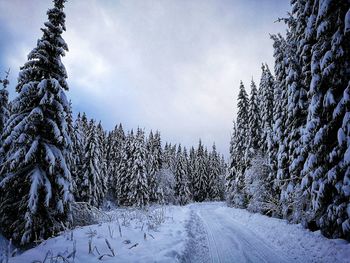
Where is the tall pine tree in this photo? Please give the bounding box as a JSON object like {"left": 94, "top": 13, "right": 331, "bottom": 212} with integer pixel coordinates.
{"left": 128, "top": 128, "right": 149, "bottom": 207}
{"left": 246, "top": 79, "right": 261, "bottom": 164}
{"left": 0, "top": 0, "right": 72, "bottom": 245}
{"left": 0, "top": 69, "right": 10, "bottom": 139}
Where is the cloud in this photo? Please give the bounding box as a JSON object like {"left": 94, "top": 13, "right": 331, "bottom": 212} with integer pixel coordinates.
{"left": 0, "top": 0, "right": 290, "bottom": 156}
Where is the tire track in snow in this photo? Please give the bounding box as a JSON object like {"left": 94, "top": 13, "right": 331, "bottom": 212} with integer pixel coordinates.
{"left": 188, "top": 203, "right": 292, "bottom": 263}
{"left": 180, "top": 209, "right": 211, "bottom": 263}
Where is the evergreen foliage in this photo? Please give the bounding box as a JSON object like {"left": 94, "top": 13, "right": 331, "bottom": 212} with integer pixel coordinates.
{"left": 0, "top": 0, "right": 73, "bottom": 245}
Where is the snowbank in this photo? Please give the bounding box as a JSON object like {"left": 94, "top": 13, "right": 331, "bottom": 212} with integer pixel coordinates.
{"left": 215, "top": 204, "right": 350, "bottom": 263}
{"left": 8, "top": 205, "right": 190, "bottom": 263}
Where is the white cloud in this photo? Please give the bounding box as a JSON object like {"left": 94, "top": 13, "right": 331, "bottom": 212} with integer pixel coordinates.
{"left": 0, "top": 0, "right": 290, "bottom": 156}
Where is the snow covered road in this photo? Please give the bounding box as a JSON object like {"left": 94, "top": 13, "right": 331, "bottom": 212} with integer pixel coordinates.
{"left": 185, "top": 203, "right": 291, "bottom": 263}
{"left": 194, "top": 203, "right": 290, "bottom": 263}
{"left": 184, "top": 202, "right": 350, "bottom": 263}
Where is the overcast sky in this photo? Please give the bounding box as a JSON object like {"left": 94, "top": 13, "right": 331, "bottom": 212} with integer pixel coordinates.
{"left": 0, "top": 0, "right": 290, "bottom": 156}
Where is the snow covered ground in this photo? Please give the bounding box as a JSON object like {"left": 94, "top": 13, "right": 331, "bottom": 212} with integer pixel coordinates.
{"left": 4, "top": 202, "right": 350, "bottom": 263}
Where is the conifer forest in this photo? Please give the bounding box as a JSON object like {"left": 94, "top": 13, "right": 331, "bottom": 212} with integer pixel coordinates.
{"left": 0, "top": 0, "right": 349, "bottom": 262}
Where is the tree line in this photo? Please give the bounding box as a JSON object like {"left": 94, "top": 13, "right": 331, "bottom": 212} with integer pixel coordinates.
{"left": 226, "top": 0, "right": 350, "bottom": 241}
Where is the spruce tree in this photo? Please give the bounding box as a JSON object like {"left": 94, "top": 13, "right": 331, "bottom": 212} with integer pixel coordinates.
{"left": 187, "top": 146, "right": 196, "bottom": 200}
{"left": 301, "top": 0, "right": 350, "bottom": 239}
{"left": 246, "top": 79, "right": 261, "bottom": 164}
{"left": 106, "top": 123, "right": 125, "bottom": 200}
{"left": 146, "top": 130, "right": 163, "bottom": 203}
{"left": 218, "top": 154, "right": 227, "bottom": 200}
{"left": 117, "top": 130, "right": 134, "bottom": 206}
{"left": 233, "top": 81, "right": 249, "bottom": 207}
{"left": 193, "top": 140, "right": 208, "bottom": 202}
{"left": 174, "top": 145, "right": 190, "bottom": 205}
{"left": 284, "top": 0, "right": 315, "bottom": 223}
{"left": 128, "top": 128, "right": 149, "bottom": 207}
{"left": 0, "top": 69, "right": 10, "bottom": 138}
{"left": 236, "top": 81, "right": 249, "bottom": 174}
{"left": 0, "top": 0, "right": 72, "bottom": 245}
{"left": 266, "top": 34, "right": 289, "bottom": 218}
{"left": 96, "top": 122, "right": 108, "bottom": 204}
{"left": 70, "top": 113, "right": 86, "bottom": 200}
{"left": 79, "top": 120, "right": 102, "bottom": 207}
{"left": 226, "top": 122, "right": 238, "bottom": 206}
{"left": 65, "top": 101, "right": 76, "bottom": 196}
{"left": 207, "top": 143, "right": 221, "bottom": 200}
{"left": 258, "top": 64, "right": 275, "bottom": 151}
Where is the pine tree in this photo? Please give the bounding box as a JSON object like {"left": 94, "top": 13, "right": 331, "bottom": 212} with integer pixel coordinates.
{"left": 79, "top": 120, "right": 102, "bottom": 207}
{"left": 207, "top": 143, "right": 221, "bottom": 200}
{"left": 0, "top": 0, "right": 72, "bottom": 245}
{"left": 258, "top": 64, "right": 275, "bottom": 151}
{"left": 268, "top": 34, "right": 289, "bottom": 218}
{"left": 106, "top": 123, "right": 125, "bottom": 199}
{"left": 174, "top": 145, "right": 190, "bottom": 205}
{"left": 187, "top": 146, "right": 196, "bottom": 200}
{"left": 65, "top": 101, "right": 76, "bottom": 196}
{"left": 80, "top": 112, "right": 89, "bottom": 137}
{"left": 0, "top": 69, "right": 10, "bottom": 138}
{"left": 96, "top": 122, "right": 108, "bottom": 204}
{"left": 232, "top": 81, "right": 249, "bottom": 207}
{"left": 236, "top": 81, "right": 249, "bottom": 174}
{"left": 170, "top": 144, "right": 177, "bottom": 173}
{"left": 301, "top": 0, "right": 350, "bottom": 239}
{"left": 117, "top": 130, "right": 134, "bottom": 206}
{"left": 70, "top": 113, "right": 86, "bottom": 200}
{"left": 226, "top": 122, "right": 238, "bottom": 205}
{"left": 218, "top": 154, "right": 227, "bottom": 200}
{"left": 193, "top": 140, "right": 208, "bottom": 202}
{"left": 128, "top": 128, "right": 149, "bottom": 207}
{"left": 246, "top": 79, "right": 261, "bottom": 164}
{"left": 146, "top": 130, "right": 163, "bottom": 203}
{"left": 286, "top": 0, "right": 315, "bottom": 223}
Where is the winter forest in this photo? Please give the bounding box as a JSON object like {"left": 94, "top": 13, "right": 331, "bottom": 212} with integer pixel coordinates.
{"left": 0, "top": 0, "right": 350, "bottom": 262}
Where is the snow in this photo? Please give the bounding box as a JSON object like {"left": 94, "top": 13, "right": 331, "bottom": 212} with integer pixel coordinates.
{"left": 7, "top": 206, "right": 189, "bottom": 263}
{"left": 5, "top": 202, "right": 350, "bottom": 263}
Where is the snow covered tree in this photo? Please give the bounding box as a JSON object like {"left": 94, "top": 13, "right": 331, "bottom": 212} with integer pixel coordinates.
{"left": 267, "top": 34, "right": 289, "bottom": 217}
{"left": 230, "top": 81, "right": 250, "bottom": 207}
{"left": 301, "top": 0, "right": 350, "bottom": 240}
{"left": 207, "top": 143, "right": 221, "bottom": 200}
{"left": 287, "top": 2, "right": 314, "bottom": 151}
{"left": 187, "top": 146, "right": 196, "bottom": 200}
{"left": 282, "top": 0, "right": 315, "bottom": 223}
{"left": 193, "top": 140, "right": 208, "bottom": 202}
{"left": 128, "top": 128, "right": 149, "bottom": 207}
{"left": 0, "top": 0, "right": 72, "bottom": 245}
{"left": 174, "top": 145, "right": 190, "bottom": 205}
{"left": 146, "top": 130, "right": 163, "bottom": 203}
{"left": 218, "top": 154, "right": 227, "bottom": 200}
{"left": 246, "top": 79, "right": 261, "bottom": 164}
{"left": 244, "top": 153, "right": 279, "bottom": 215}
{"left": 65, "top": 101, "right": 77, "bottom": 194}
{"left": 96, "top": 122, "right": 108, "bottom": 203}
{"left": 106, "top": 123, "right": 125, "bottom": 199}
{"left": 0, "top": 69, "right": 10, "bottom": 138}
{"left": 117, "top": 130, "right": 134, "bottom": 206}
{"left": 258, "top": 64, "right": 275, "bottom": 151}
{"left": 79, "top": 120, "right": 103, "bottom": 207}
{"left": 157, "top": 167, "right": 176, "bottom": 205}
{"left": 70, "top": 113, "right": 86, "bottom": 199}
{"left": 226, "top": 122, "right": 238, "bottom": 205}
{"left": 236, "top": 81, "right": 249, "bottom": 175}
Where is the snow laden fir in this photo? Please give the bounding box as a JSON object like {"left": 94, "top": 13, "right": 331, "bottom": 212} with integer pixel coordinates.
{"left": 226, "top": 0, "right": 350, "bottom": 241}
{"left": 0, "top": 0, "right": 349, "bottom": 259}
